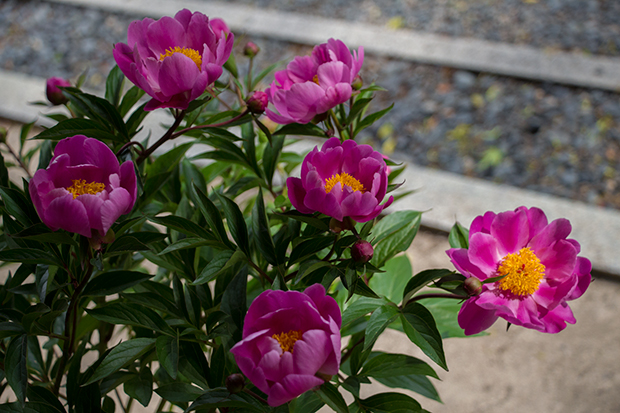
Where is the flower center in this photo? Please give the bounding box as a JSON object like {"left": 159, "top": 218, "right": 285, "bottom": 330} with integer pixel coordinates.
{"left": 496, "top": 247, "right": 545, "bottom": 296}
{"left": 160, "top": 47, "right": 202, "bottom": 69}
{"left": 324, "top": 173, "right": 365, "bottom": 194}
{"left": 66, "top": 179, "right": 106, "bottom": 199}
{"left": 272, "top": 330, "right": 303, "bottom": 353}
{"left": 312, "top": 74, "right": 320, "bottom": 85}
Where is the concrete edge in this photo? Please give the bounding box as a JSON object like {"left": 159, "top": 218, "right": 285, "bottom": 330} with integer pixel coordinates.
{"left": 48, "top": 0, "right": 620, "bottom": 91}
{"left": 1, "top": 69, "right": 618, "bottom": 277}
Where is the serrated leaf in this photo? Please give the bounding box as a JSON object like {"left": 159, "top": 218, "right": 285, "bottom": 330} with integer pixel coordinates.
{"left": 316, "top": 381, "right": 348, "bottom": 413}
{"left": 5, "top": 334, "right": 28, "bottom": 406}
{"left": 82, "top": 270, "right": 153, "bottom": 296}
{"left": 401, "top": 303, "right": 447, "bottom": 370}
{"left": 364, "top": 304, "right": 400, "bottom": 351}
{"left": 156, "top": 335, "right": 179, "bottom": 379}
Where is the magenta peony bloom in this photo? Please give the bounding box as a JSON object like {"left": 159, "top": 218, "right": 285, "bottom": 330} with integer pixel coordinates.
{"left": 447, "top": 206, "right": 592, "bottom": 335}
{"left": 265, "top": 38, "right": 364, "bottom": 124}
{"left": 287, "top": 137, "right": 393, "bottom": 222}
{"left": 29, "top": 135, "right": 137, "bottom": 238}
{"left": 209, "top": 17, "right": 230, "bottom": 38}
{"left": 46, "top": 77, "right": 71, "bottom": 105}
{"left": 230, "top": 284, "right": 341, "bottom": 406}
{"left": 113, "top": 9, "right": 234, "bottom": 111}
{"left": 246, "top": 90, "right": 268, "bottom": 114}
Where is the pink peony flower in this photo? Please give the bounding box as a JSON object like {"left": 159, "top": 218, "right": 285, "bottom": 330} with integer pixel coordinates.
{"left": 29, "top": 135, "right": 137, "bottom": 238}
{"left": 209, "top": 17, "right": 230, "bottom": 38}
{"left": 287, "top": 137, "right": 393, "bottom": 222}
{"left": 246, "top": 90, "right": 268, "bottom": 114}
{"left": 46, "top": 77, "right": 71, "bottom": 105}
{"left": 230, "top": 284, "right": 341, "bottom": 406}
{"left": 113, "top": 9, "right": 234, "bottom": 111}
{"left": 447, "top": 206, "right": 592, "bottom": 335}
{"left": 265, "top": 38, "right": 364, "bottom": 124}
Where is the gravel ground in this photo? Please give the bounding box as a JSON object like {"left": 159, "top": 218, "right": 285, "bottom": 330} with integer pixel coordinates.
{"left": 1, "top": 0, "right": 619, "bottom": 209}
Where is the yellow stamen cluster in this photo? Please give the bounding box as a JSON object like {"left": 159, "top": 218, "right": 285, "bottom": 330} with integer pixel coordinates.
{"left": 497, "top": 247, "right": 545, "bottom": 296}
{"left": 66, "top": 179, "right": 106, "bottom": 199}
{"left": 272, "top": 330, "right": 303, "bottom": 353}
{"left": 324, "top": 172, "right": 365, "bottom": 194}
{"left": 312, "top": 74, "right": 320, "bottom": 85}
{"left": 160, "top": 46, "right": 202, "bottom": 69}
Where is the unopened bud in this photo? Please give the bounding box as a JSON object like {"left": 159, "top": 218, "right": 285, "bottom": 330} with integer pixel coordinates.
{"left": 46, "top": 77, "right": 71, "bottom": 105}
{"left": 243, "top": 41, "right": 260, "bottom": 58}
{"left": 246, "top": 91, "right": 268, "bottom": 114}
{"left": 351, "top": 75, "right": 363, "bottom": 91}
{"left": 351, "top": 240, "right": 373, "bottom": 263}
{"left": 463, "top": 277, "right": 483, "bottom": 296}
{"left": 225, "top": 373, "right": 245, "bottom": 394}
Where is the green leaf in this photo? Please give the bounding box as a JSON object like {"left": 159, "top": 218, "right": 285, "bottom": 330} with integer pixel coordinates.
{"left": 5, "top": 334, "right": 28, "bottom": 406}
{"left": 353, "top": 103, "right": 394, "bottom": 137}
{"left": 423, "top": 297, "right": 481, "bottom": 339}
{"left": 357, "top": 392, "right": 421, "bottom": 412}
{"left": 0, "top": 322, "right": 26, "bottom": 339}
{"left": 148, "top": 215, "right": 213, "bottom": 239}
{"left": 401, "top": 303, "right": 447, "bottom": 370}
{"left": 341, "top": 297, "right": 388, "bottom": 328}
{"left": 276, "top": 210, "right": 329, "bottom": 231}
{"left": 62, "top": 88, "right": 128, "bottom": 139}
{"left": 0, "top": 248, "right": 58, "bottom": 266}
{"left": 252, "top": 188, "right": 278, "bottom": 265}
{"left": 192, "top": 249, "right": 240, "bottom": 285}
{"left": 375, "top": 373, "right": 441, "bottom": 403}
{"left": 82, "top": 270, "right": 154, "bottom": 296}
{"left": 154, "top": 383, "right": 203, "bottom": 403}
{"left": 191, "top": 184, "right": 232, "bottom": 247}
{"left": 118, "top": 86, "right": 146, "bottom": 117}
{"left": 346, "top": 97, "right": 373, "bottom": 125}
{"left": 87, "top": 303, "right": 174, "bottom": 335}
{"left": 288, "top": 236, "right": 334, "bottom": 265}
{"left": 85, "top": 338, "right": 156, "bottom": 385}
{"left": 125, "top": 102, "right": 149, "bottom": 137}
{"left": 263, "top": 134, "right": 284, "bottom": 184}
{"left": 221, "top": 267, "right": 247, "bottom": 337}
{"left": 359, "top": 352, "right": 438, "bottom": 379}
{"left": 123, "top": 367, "right": 153, "bottom": 407}
{"left": 371, "top": 211, "right": 422, "bottom": 267}
{"left": 316, "top": 381, "right": 348, "bottom": 413}
{"left": 0, "top": 186, "right": 37, "bottom": 227}
{"left": 105, "top": 65, "right": 124, "bottom": 107}
{"left": 369, "top": 254, "right": 412, "bottom": 303}
{"left": 216, "top": 192, "right": 250, "bottom": 255}
{"left": 156, "top": 334, "right": 179, "bottom": 379}
{"left": 273, "top": 123, "right": 327, "bottom": 137}
{"left": 402, "top": 269, "right": 455, "bottom": 303}
{"left": 364, "top": 304, "right": 400, "bottom": 351}
{"left": 448, "top": 222, "right": 469, "bottom": 249}
{"left": 288, "top": 390, "right": 325, "bottom": 413}
{"left": 11, "top": 223, "right": 78, "bottom": 246}
{"left": 158, "top": 237, "right": 221, "bottom": 255}
{"left": 187, "top": 388, "right": 267, "bottom": 412}
{"left": 27, "top": 386, "right": 67, "bottom": 413}
{"left": 147, "top": 142, "right": 193, "bottom": 175}
{"left": 0, "top": 154, "right": 9, "bottom": 187}
{"left": 33, "top": 118, "right": 122, "bottom": 142}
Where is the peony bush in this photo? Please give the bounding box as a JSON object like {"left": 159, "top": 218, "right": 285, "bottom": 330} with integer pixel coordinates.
{"left": 0, "top": 8, "right": 591, "bottom": 413}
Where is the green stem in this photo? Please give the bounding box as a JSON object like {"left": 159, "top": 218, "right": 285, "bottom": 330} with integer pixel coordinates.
{"left": 247, "top": 57, "right": 254, "bottom": 92}
{"left": 136, "top": 109, "right": 186, "bottom": 165}
{"left": 243, "top": 388, "right": 268, "bottom": 405}
{"left": 2, "top": 140, "right": 32, "bottom": 179}
{"left": 329, "top": 109, "right": 345, "bottom": 141}
{"left": 248, "top": 260, "right": 274, "bottom": 284}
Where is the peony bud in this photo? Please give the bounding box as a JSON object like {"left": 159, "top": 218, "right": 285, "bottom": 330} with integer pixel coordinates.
{"left": 243, "top": 41, "right": 260, "bottom": 58}
{"left": 246, "top": 91, "right": 268, "bottom": 114}
{"left": 46, "top": 77, "right": 71, "bottom": 105}
{"left": 351, "top": 74, "right": 363, "bottom": 91}
{"left": 351, "top": 240, "right": 373, "bottom": 263}
{"left": 463, "top": 277, "right": 483, "bottom": 296}
{"left": 225, "top": 374, "right": 245, "bottom": 394}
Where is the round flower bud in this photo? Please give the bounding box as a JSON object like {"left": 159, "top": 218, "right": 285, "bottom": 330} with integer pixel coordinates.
{"left": 46, "top": 77, "right": 71, "bottom": 105}
{"left": 352, "top": 74, "right": 363, "bottom": 91}
{"left": 246, "top": 91, "right": 268, "bottom": 114}
{"left": 243, "top": 41, "right": 260, "bottom": 58}
{"left": 463, "top": 277, "right": 483, "bottom": 296}
{"left": 225, "top": 373, "right": 245, "bottom": 394}
{"left": 351, "top": 240, "right": 373, "bottom": 263}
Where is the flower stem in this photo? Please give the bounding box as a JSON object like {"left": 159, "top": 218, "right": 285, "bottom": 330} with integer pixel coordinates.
{"left": 136, "top": 109, "right": 186, "bottom": 165}
{"left": 329, "top": 109, "right": 345, "bottom": 141}
{"left": 243, "top": 388, "right": 268, "bottom": 405}
{"left": 2, "top": 140, "right": 32, "bottom": 179}
{"left": 115, "top": 140, "right": 146, "bottom": 157}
